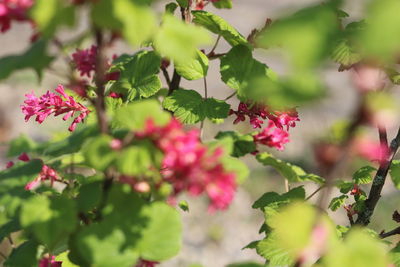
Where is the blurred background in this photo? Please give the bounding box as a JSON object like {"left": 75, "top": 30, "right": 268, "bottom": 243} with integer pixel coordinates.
{"left": 0, "top": 0, "right": 399, "bottom": 266}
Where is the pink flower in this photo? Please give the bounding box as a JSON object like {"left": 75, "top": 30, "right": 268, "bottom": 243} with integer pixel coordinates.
{"left": 72, "top": 45, "right": 98, "bottom": 78}
{"left": 136, "top": 259, "right": 158, "bottom": 267}
{"left": 18, "top": 152, "right": 30, "bottom": 162}
{"left": 136, "top": 118, "right": 237, "bottom": 211}
{"left": 38, "top": 255, "right": 62, "bottom": 267}
{"left": 21, "top": 84, "right": 90, "bottom": 132}
{"left": 352, "top": 64, "right": 386, "bottom": 92}
{"left": 5, "top": 161, "right": 14, "bottom": 169}
{"left": 354, "top": 137, "right": 389, "bottom": 163}
{"left": 253, "top": 121, "right": 290, "bottom": 151}
{"left": 0, "top": 0, "right": 33, "bottom": 33}
{"left": 230, "top": 102, "right": 299, "bottom": 131}
{"left": 25, "top": 164, "right": 60, "bottom": 191}
{"left": 268, "top": 108, "right": 300, "bottom": 131}
{"left": 109, "top": 139, "right": 123, "bottom": 150}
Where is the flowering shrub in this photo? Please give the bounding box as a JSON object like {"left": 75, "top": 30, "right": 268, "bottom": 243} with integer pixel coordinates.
{"left": 1, "top": 0, "right": 400, "bottom": 266}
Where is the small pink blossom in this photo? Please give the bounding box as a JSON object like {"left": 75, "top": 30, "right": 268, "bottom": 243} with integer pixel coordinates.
{"left": 109, "top": 139, "right": 123, "bottom": 150}
{"left": 21, "top": 84, "right": 90, "bottom": 132}
{"left": 72, "top": 45, "right": 97, "bottom": 78}
{"left": 25, "top": 164, "right": 60, "bottom": 191}
{"left": 18, "top": 152, "right": 30, "bottom": 162}
{"left": 0, "top": 0, "right": 33, "bottom": 33}
{"left": 136, "top": 118, "right": 237, "bottom": 211}
{"left": 229, "top": 102, "right": 299, "bottom": 131}
{"left": 268, "top": 108, "right": 300, "bottom": 131}
{"left": 108, "top": 91, "right": 123, "bottom": 98}
{"left": 253, "top": 121, "right": 290, "bottom": 151}
{"left": 38, "top": 255, "right": 62, "bottom": 267}
{"left": 352, "top": 64, "right": 386, "bottom": 92}
{"left": 354, "top": 137, "right": 389, "bottom": 163}
{"left": 5, "top": 161, "right": 14, "bottom": 169}
{"left": 136, "top": 259, "right": 158, "bottom": 267}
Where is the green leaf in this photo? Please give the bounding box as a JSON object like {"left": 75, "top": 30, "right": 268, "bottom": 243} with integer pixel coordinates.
{"left": 115, "top": 100, "right": 171, "bottom": 130}
{"left": 112, "top": 51, "right": 162, "bottom": 100}
{"left": 71, "top": 185, "right": 182, "bottom": 266}
{"left": 0, "top": 40, "right": 53, "bottom": 81}
{"left": 192, "top": 11, "right": 248, "bottom": 47}
{"left": 7, "top": 134, "right": 37, "bottom": 157}
{"left": 4, "top": 240, "right": 38, "bottom": 267}
{"left": 29, "top": 0, "right": 75, "bottom": 37}
{"left": 252, "top": 186, "right": 305, "bottom": 210}
{"left": 114, "top": 0, "right": 157, "bottom": 46}
{"left": 331, "top": 39, "right": 362, "bottom": 68}
{"left": 163, "top": 89, "right": 203, "bottom": 124}
{"left": 136, "top": 202, "right": 182, "bottom": 261}
{"left": 212, "top": 0, "right": 232, "bottom": 9}
{"left": 175, "top": 50, "right": 209, "bottom": 80}
{"left": 257, "top": 4, "right": 339, "bottom": 69}
{"left": 221, "top": 155, "right": 249, "bottom": 184}
{"left": 20, "top": 195, "right": 77, "bottom": 250}
{"left": 76, "top": 181, "right": 103, "bottom": 212}
{"left": 390, "top": 160, "right": 400, "bottom": 189}
{"left": 179, "top": 200, "right": 189, "bottom": 212}
{"left": 328, "top": 194, "right": 348, "bottom": 211}
{"left": 390, "top": 243, "right": 400, "bottom": 267}
{"left": 336, "top": 180, "right": 354, "bottom": 194}
{"left": 323, "top": 229, "right": 391, "bottom": 267}
{"left": 40, "top": 125, "right": 98, "bottom": 157}
{"left": 91, "top": 0, "right": 121, "bottom": 29}
{"left": 256, "top": 233, "right": 293, "bottom": 266}
{"left": 176, "top": 0, "right": 189, "bottom": 8}
{"left": 165, "top": 2, "right": 178, "bottom": 14}
{"left": 82, "top": 135, "right": 117, "bottom": 171}
{"left": 215, "top": 131, "right": 256, "bottom": 157}
{"left": 0, "top": 160, "right": 42, "bottom": 218}
{"left": 360, "top": 0, "right": 400, "bottom": 62}
{"left": 256, "top": 152, "right": 318, "bottom": 183}
{"left": 353, "top": 166, "right": 376, "bottom": 184}
{"left": 163, "top": 89, "right": 230, "bottom": 124}
{"left": 0, "top": 219, "right": 20, "bottom": 243}
{"left": 55, "top": 252, "right": 79, "bottom": 267}
{"left": 154, "top": 15, "right": 211, "bottom": 63}
{"left": 220, "top": 45, "right": 271, "bottom": 91}
{"left": 116, "top": 141, "right": 159, "bottom": 176}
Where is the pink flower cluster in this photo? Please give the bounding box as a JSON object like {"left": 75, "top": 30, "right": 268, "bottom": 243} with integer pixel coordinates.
{"left": 136, "top": 259, "right": 158, "bottom": 267}
{"left": 253, "top": 121, "right": 289, "bottom": 151}
{"left": 195, "top": 0, "right": 221, "bottom": 10}
{"left": 137, "top": 118, "right": 237, "bottom": 211}
{"left": 230, "top": 102, "right": 299, "bottom": 151}
{"left": 38, "top": 255, "right": 62, "bottom": 267}
{"left": 21, "top": 84, "right": 90, "bottom": 132}
{"left": 0, "top": 0, "right": 33, "bottom": 33}
{"left": 71, "top": 45, "right": 97, "bottom": 78}
{"left": 353, "top": 137, "right": 390, "bottom": 164}
{"left": 70, "top": 45, "right": 120, "bottom": 97}
{"left": 6, "top": 153, "right": 61, "bottom": 191}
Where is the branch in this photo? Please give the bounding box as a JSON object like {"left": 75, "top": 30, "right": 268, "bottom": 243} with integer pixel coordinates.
{"left": 380, "top": 226, "right": 400, "bottom": 239}
{"left": 93, "top": 30, "right": 109, "bottom": 134}
{"left": 356, "top": 126, "right": 400, "bottom": 225}
{"left": 168, "top": 69, "right": 181, "bottom": 96}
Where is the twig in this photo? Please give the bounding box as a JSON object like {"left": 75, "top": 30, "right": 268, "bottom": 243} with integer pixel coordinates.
{"left": 161, "top": 66, "right": 171, "bottom": 88}
{"left": 0, "top": 251, "right": 7, "bottom": 260}
{"left": 284, "top": 179, "right": 289, "bottom": 193}
{"left": 200, "top": 77, "right": 208, "bottom": 139}
{"left": 224, "top": 91, "right": 237, "bottom": 101}
{"left": 208, "top": 35, "right": 221, "bottom": 56}
{"left": 306, "top": 185, "right": 325, "bottom": 200}
{"left": 7, "top": 236, "right": 14, "bottom": 249}
{"left": 356, "top": 126, "right": 400, "bottom": 225}
{"left": 168, "top": 69, "right": 182, "bottom": 96}
{"left": 379, "top": 226, "right": 400, "bottom": 238}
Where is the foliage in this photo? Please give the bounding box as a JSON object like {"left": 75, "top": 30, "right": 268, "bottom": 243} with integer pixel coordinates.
{"left": 1, "top": 0, "right": 400, "bottom": 266}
